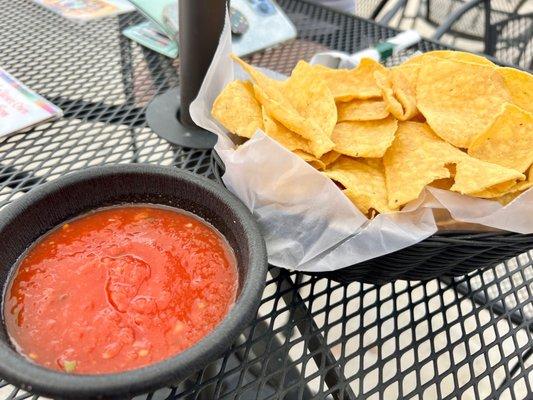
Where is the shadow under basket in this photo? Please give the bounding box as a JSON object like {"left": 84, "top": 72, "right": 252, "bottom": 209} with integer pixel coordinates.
{"left": 211, "top": 152, "right": 533, "bottom": 285}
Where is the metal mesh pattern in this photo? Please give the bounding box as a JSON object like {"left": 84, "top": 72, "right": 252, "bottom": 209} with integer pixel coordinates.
{"left": 491, "top": 12, "right": 533, "bottom": 70}
{"left": 426, "top": 0, "right": 526, "bottom": 38}
{"left": 390, "top": 0, "right": 532, "bottom": 69}
{"left": 349, "top": 0, "right": 387, "bottom": 19}
{"left": 0, "top": 1, "right": 531, "bottom": 399}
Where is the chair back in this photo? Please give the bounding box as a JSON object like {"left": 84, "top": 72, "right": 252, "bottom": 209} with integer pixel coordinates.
{"left": 488, "top": 12, "right": 533, "bottom": 70}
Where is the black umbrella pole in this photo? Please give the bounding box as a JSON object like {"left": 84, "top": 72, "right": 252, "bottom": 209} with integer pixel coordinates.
{"left": 179, "top": 0, "right": 228, "bottom": 127}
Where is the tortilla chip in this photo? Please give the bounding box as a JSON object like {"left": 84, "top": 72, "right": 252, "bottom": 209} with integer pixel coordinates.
{"left": 495, "top": 167, "right": 533, "bottom": 205}
{"left": 468, "top": 103, "right": 533, "bottom": 173}
{"left": 332, "top": 117, "right": 398, "bottom": 158}
{"left": 495, "top": 191, "right": 524, "bottom": 206}
{"left": 471, "top": 180, "right": 520, "bottom": 199}
{"left": 342, "top": 189, "right": 371, "bottom": 214}
{"left": 497, "top": 67, "right": 533, "bottom": 114}
{"left": 293, "top": 150, "right": 326, "bottom": 170}
{"left": 324, "top": 156, "right": 396, "bottom": 214}
{"left": 261, "top": 108, "right": 311, "bottom": 153}
{"left": 384, "top": 123, "right": 453, "bottom": 207}
{"left": 509, "top": 181, "right": 533, "bottom": 195}
{"left": 309, "top": 58, "right": 387, "bottom": 101}
{"left": 416, "top": 58, "right": 511, "bottom": 148}
{"left": 452, "top": 157, "right": 524, "bottom": 195}
{"left": 384, "top": 122, "right": 524, "bottom": 208}
{"left": 493, "top": 167, "right": 532, "bottom": 204}
{"left": 404, "top": 50, "right": 495, "bottom": 67}
{"left": 510, "top": 166, "right": 533, "bottom": 192}
{"left": 391, "top": 64, "right": 420, "bottom": 89}
{"left": 374, "top": 69, "right": 418, "bottom": 121}
{"left": 321, "top": 151, "right": 341, "bottom": 167}
{"left": 211, "top": 80, "right": 263, "bottom": 138}
{"left": 486, "top": 167, "right": 533, "bottom": 199}
{"left": 337, "top": 99, "right": 389, "bottom": 121}
{"left": 284, "top": 61, "right": 338, "bottom": 151}
{"left": 362, "top": 157, "right": 384, "bottom": 171}
{"left": 232, "top": 55, "right": 334, "bottom": 157}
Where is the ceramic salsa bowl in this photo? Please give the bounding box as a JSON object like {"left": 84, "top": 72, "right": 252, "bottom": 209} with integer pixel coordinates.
{"left": 0, "top": 164, "right": 267, "bottom": 399}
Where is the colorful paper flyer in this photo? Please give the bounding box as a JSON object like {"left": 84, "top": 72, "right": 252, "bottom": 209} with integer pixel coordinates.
{"left": 0, "top": 69, "right": 63, "bottom": 137}
{"left": 32, "top": 0, "right": 134, "bottom": 21}
{"left": 122, "top": 21, "right": 179, "bottom": 58}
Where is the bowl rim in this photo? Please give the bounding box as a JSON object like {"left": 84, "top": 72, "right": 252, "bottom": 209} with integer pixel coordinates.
{"left": 0, "top": 164, "right": 268, "bottom": 399}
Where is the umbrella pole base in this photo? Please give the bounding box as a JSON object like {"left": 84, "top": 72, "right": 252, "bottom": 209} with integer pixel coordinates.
{"left": 145, "top": 87, "right": 217, "bottom": 149}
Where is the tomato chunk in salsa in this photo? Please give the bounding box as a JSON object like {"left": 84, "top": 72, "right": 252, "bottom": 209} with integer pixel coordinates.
{"left": 4, "top": 205, "right": 238, "bottom": 374}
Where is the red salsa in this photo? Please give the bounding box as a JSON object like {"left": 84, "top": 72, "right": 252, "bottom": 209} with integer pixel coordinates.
{"left": 4, "top": 205, "right": 238, "bottom": 374}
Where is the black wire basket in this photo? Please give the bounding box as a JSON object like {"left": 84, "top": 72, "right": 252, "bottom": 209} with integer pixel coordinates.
{"left": 211, "top": 152, "right": 533, "bottom": 284}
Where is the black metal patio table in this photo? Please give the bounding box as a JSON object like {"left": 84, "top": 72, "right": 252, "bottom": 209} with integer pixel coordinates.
{"left": 0, "top": 1, "right": 531, "bottom": 399}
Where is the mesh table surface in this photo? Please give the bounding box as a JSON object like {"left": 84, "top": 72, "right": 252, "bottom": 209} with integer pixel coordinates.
{"left": 0, "top": 1, "right": 531, "bottom": 399}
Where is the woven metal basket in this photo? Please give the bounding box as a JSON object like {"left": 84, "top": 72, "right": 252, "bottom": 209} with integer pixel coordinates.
{"left": 211, "top": 152, "right": 533, "bottom": 284}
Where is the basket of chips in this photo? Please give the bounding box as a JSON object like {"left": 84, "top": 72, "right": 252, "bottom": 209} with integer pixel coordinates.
{"left": 211, "top": 153, "right": 533, "bottom": 283}
{"left": 190, "top": 29, "right": 533, "bottom": 284}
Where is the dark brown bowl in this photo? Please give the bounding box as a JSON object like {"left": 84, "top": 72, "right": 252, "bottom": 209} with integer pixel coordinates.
{"left": 0, "top": 164, "right": 267, "bottom": 399}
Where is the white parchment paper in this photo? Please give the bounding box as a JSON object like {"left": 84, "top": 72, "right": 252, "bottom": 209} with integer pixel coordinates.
{"left": 190, "top": 16, "right": 533, "bottom": 272}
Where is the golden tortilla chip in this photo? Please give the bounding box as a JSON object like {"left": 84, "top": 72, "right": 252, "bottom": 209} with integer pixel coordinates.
{"left": 495, "top": 191, "right": 524, "bottom": 206}
{"left": 283, "top": 60, "right": 337, "bottom": 150}
{"left": 493, "top": 167, "right": 532, "bottom": 204}
{"left": 309, "top": 58, "right": 387, "bottom": 101}
{"left": 332, "top": 117, "right": 398, "bottom": 158}
{"left": 510, "top": 167, "right": 533, "bottom": 192}
{"left": 416, "top": 58, "right": 511, "bottom": 148}
{"left": 468, "top": 103, "right": 533, "bottom": 173}
{"left": 497, "top": 67, "right": 533, "bottom": 114}
{"left": 324, "top": 156, "right": 396, "bottom": 214}
{"left": 374, "top": 69, "right": 418, "bottom": 121}
{"left": 232, "top": 55, "right": 334, "bottom": 157}
{"left": 404, "top": 50, "right": 495, "bottom": 67}
{"left": 342, "top": 189, "right": 370, "bottom": 214}
{"left": 321, "top": 151, "right": 341, "bottom": 167}
{"left": 452, "top": 158, "right": 524, "bottom": 195}
{"left": 337, "top": 99, "right": 389, "bottom": 121}
{"left": 384, "top": 122, "right": 524, "bottom": 208}
{"left": 211, "top": 80, "right": 263, "bottom": 138}
{"left": 261, "top": 108, "right": 311, "bottom": 153}
{"left": 384, "top": 123, "right": 453, "bottom": 207}
{"left": 471, "top": 180, "right": 520, "bottom": 199}
{"left": 391, "top": 64, "right": 419, "bottom": 89}
{"left": 293, "top": 150, "right": 326, "bottom": 170}
{"left": 361, "top": 157, "right": 383, "bottom": 171}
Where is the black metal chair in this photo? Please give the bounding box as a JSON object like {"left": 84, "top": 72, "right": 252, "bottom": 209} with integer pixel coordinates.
{"left": 367, "top": 0, "right": 532, "bottom": 70}
{"left": 432, "top": 0, "right": 532, "bottom": 69}
{"left": 351, "top": 0, "right": 393, "bottom": 19}
{"left": 486, "top": 13, "right": 533, "bottom": 70}
{"left": 485, "top": 12, "right": 532, "bottom": 70}
{"left": 425, "top": 0, "right": 527, "bottom": 39}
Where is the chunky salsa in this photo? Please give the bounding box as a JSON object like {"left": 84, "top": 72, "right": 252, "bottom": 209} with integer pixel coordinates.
{"left": 4, "top": 205, "right": 238, "bottom": 374}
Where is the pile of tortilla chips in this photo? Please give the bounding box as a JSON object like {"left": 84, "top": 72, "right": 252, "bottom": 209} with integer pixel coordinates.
{"left": 212, "top": 51, "right": 533, "bottom": 218}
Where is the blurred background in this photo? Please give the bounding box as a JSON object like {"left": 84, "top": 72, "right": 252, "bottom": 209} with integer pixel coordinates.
{"left": 316, "top": 0, "right": 532, "bottom": 70}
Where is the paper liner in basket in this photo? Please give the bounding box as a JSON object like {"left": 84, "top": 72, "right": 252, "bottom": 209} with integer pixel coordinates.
{"left": 189, "top": 15, "right": 533, "bottom": 273}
